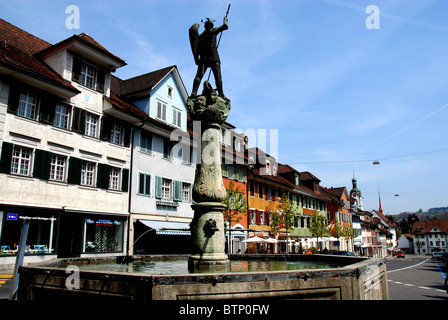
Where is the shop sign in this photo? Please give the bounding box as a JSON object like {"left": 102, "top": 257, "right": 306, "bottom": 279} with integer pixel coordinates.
{"left": 19, "top": 216, "right": 57, "bottom": 221}
{"left": 7, "top": 213, "right": 18, "bottom": 221}
{"left": 86, "top": 219, "right": 121, "bottom": 226}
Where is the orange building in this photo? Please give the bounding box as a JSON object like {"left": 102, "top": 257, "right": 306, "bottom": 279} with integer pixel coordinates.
{"left": 246, "top": 148, "right": 295, "bottom": 252}
{"left": 220, "top": 122, "right": 248, "bottom": 253}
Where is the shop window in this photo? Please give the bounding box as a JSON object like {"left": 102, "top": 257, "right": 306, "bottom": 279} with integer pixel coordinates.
{"left": 0, "top": 213, "right": 57, "bottom": 255}
{"left": 84, "top": 217, "right": 124, "bottom": 253}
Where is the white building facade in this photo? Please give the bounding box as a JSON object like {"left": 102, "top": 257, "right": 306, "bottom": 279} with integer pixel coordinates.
{"left": 0, "top": 20, "right": 132, "bottom": 268}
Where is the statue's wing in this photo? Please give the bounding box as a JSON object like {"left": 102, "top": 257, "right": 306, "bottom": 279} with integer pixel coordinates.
{"left": 189, "top": 23, "right": 200, "bottom": 65}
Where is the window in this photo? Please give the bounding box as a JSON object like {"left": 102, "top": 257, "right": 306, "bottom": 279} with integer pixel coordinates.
{"left": 11, "top": 146, "right": 32, "bottom": 176}
{"left": 18, "top": 93, "right": 38, "bottom": 120}
{"left": 168, "top": 87, "right": 173, "bottom": 98}
{"left": 140, "top": 131, "right": 152, "bottom": 153}
{"left": 80, "top": 64, "right": 96, "bottom": 89}
{"left": 250, "top": 209, "right": 256, "bottom": 225}
{"left": 258, "top": 183, "right": 264, "bottom": 199}
{"left": 110, "top": 122, "right": 122, "bottom": 145}
{"left": 249, "top": 181, "right": 254, "bottom": 197}
{"left": 182, "top": 183, "right": 191, "bottom": 202}
{"left": 227, "top": 164, "right": 235, "bottom": 180}
{"left": 85, "top": 113, "right": 98, "bottom": 137}
{"left": 163, "top": 138, "right": 172, "bottom": 160}
{"left": 81, "top": 161, "right": 96, "bottom": 186}
{"left": 53, "top": 104, "right": 70, "bottom": 129}
{"left": 162, "top": 178, "right": 172, "bottom": 200}
{"left": 50, "top": 154, "right": 67, "bottom": 181}
{"left": 84, "top": 217, "right": 124, "bottom": 253}
{"left": 109, "top": 167, "right": 121, "bottom": 190}
{"left": 172, "top": 108, "right": 182, "bottom": 127}
{"left": 139, "top": 173, "right": 151, "bottom": 196}
{"left": 260, "top": 211, "right": 265, "bottom": 225}
{"left": 156, "top": 101, "right": 167, "bottom": 121}
{"left": 72, "top": 57, "right": 105, "bottom": 93}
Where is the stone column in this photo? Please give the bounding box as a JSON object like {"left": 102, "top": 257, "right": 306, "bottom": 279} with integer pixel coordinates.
{"left": 187, "top": 82, "right": 231, "bottom": 272}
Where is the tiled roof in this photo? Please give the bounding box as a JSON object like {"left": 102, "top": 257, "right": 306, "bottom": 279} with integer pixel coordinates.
{"left": 38, "top": 32, "right": 126, "bottom": 67}
{"left": 0, "top": 19, "right": 78, "bottom": 92}
{"left": 0, "top": 19, "right": 51, "bottom": 54}
{"left": 300, "top": 171, "right": 321, "bottom": 183}
{"left": 105, "top": 92, "right": 149, "bottom": 119}
{"left": 411, "top": 219, "right": 448, "bottom": 235}
{"left": 118, "top": 65, "right": 176, "bottom": 96}
{"left": 249, "top": 168, "right": 295, "bottom": 189}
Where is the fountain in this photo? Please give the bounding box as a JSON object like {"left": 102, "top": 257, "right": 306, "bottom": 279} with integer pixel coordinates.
{"left": 15, "top": 12, "right": 389, "bottom": 301}
{"left": 186, "top": 12, "right": 232, "bottom": 271}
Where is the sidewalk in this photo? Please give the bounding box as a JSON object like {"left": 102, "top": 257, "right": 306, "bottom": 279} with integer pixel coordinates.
{"left": 0, "top": 272, "right": 13, "bottom": 300}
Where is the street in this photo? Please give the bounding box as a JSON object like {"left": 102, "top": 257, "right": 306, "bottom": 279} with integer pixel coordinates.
{"left": 386, "top": 255, "right": 447, "bottom": 300}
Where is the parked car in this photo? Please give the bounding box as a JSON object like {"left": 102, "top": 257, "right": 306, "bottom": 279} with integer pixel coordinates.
{"left": 396, "top": 251, "right": 405, "bottom": 258}
{"left": 432, "top": 252, "right": 444, "bottom": 260}
{"left": 331, "top": 251, "right": 354, "bottom": 256}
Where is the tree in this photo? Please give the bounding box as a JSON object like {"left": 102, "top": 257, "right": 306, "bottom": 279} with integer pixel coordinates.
{"left": 308, "top": 215, "right": 328, "bottom": 252}
{"left": 269, "top": 194, "right": 300, "bottom": 253}
{"left": 341, "top": 223, "right": 357, "bottom": 252}
{"left": 222, "top": 181, "right": 247, "bottom": 254}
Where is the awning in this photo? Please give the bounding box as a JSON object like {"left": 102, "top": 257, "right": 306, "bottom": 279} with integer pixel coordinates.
{"left": 138, "top": 220, "right": 191, "bottom": 236}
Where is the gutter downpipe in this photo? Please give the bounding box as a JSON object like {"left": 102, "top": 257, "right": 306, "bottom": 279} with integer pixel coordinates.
{"left": 127, "top": 121, "right": 145, "bottom": 256}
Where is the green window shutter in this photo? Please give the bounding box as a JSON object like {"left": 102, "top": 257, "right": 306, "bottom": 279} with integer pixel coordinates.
{"left": 72, "top": 57, "right": 82, "bottom": 83}
{"left": 234, "top": 165, "right": 240, "bottom": 181}
{"left": 100, "top": 116, "right": 112, "bottom": 141}
{"left": 174, "top": 180, "right": 182, "bottom": 201}
{"left": 71, "top": 107, "right": 86, "bottom": 133}
{"left": 39, "top": 94, "right": 56, "bottom": 124}
{"left": 0, "top": 142, "right": 14, "bottom": 174}
{"left": 96, "top": 68, "right": 105, "bottom": 93}
{"left": 96, "top": 163, "right": 111, "bottom": 189}
{"left": 221, "top": 163, "right": 228, "bottom": 178}
{"left": 68, "top": 156, "right": 82, "bottom": 184}
{"left": 123, "top": 124, "right": 131, "bottom": 147}
{"left": 121, "top": 168, "right": 129, "bottom": 192}
{"left": 155, "top": 176, "right": 162, "bottom": 199}
{"left": 7, "top": 85, "right": 20, "bottom": 115}
{"left": 33, "top": 149, "right": 52, "bottom": 180}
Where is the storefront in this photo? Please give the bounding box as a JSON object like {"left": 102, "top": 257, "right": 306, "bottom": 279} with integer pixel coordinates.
{"left": 133, "top": 219, "right": 192, "bottom": 254}
{"left": 0, "top": 206, "right": 128, "bottom": 262}
{"left": 0, "top": 209, "right": 57, "bottom": 256}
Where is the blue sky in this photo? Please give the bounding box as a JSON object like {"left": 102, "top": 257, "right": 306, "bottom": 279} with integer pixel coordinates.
{"left": 1, "top": 0, "right": 447, "bottom": 214}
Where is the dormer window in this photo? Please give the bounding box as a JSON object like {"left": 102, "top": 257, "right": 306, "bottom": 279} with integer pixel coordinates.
{"left": 81, "top": 64, "right": 95, "bottom": 89}
{"left": 72, "top": 56, "right": 105, "bottom": 93}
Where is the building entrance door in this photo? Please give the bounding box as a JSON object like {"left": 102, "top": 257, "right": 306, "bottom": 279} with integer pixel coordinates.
{"left": 57, "top": 214, "right": 83, "bottom": 258}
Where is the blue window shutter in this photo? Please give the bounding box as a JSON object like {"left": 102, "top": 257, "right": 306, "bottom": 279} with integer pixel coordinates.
{"left": 174, "top": 180, "right": 182, "bottom": 201}
{"left": 155, "top": 176, "right": 162, "bottom": 199}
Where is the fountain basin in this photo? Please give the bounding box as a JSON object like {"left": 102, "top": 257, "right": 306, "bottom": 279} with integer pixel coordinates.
{"left": 17, "top": 254, "right": 388, "bottom": 300}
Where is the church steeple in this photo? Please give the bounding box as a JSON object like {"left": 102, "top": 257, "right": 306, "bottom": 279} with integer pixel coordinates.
{"left": 350, "top": 170, "right": 363, "bottom": 210}
{"left": 378, "top": 187, "right": 383, "bottom": 213}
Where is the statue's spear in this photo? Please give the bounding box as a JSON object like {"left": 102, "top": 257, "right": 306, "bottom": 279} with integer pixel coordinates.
{"left": 207, "top": 4, "right": 231, "bottom": 82}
